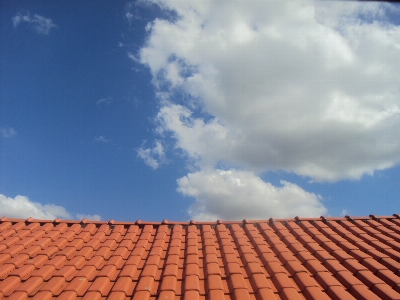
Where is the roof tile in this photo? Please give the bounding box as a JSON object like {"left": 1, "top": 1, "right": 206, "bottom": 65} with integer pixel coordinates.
{"left": 184, "top": 274, "right": 200, "bottom": 291}
{"left": 208, "top": 289, "right": 225, "bottom": 300}
{"left": 160, "top": 275, "right": 178, "bottom": 293}
{"left": 112, "top": 277, "right": 134, "bottom": 295}
{"left": 376, "top": 269, "right": 400, "bottom": 287}
{"left": 280, "top": 287, "right": 302, "bottom": 300}
{"left": 1, "top": 215, "right": 400, "bottom": 299}
{"left": 6, "top": 291, "right": 28, "bottom": 300}
{"left": 0, "top": 276, "right": 21, "bottom": 295}
{"left": 250, "top": 273, "right": 271, "bottom": 291}
{"left": 14, "top": 276, "right": 43, "bottom": 295}
{"left": 293, "top": 272, "right": 319, "bottom": 291}
{"left": 232, "top": 288, "right": 251, "bottom": 300}
{"left": 272, "top": 273, "right": 296, "bottom": 290}
{"left": 38, "top": 277, "right": 66, "bottom": 294}
{"left": 31, "top": 264, "right": 55, "bottom": 280}
{"left": 326, "top": 285, "right": 356, "bottom": 300}
{"left": 6, "top": 254, "right": 30, "bottom": 267}
{"left": 0, "top": 264, "right": 16, "bottom": 279}
{"left": 315, "top": 271, "right": 343, "bottom": 290}
{"left": 44, "top": 255, "right": 66, "bottom": 269}
{"left": 350, "top": 284, "right": 381, "bottom": 300}
{"left": 372, "top": 283, "right": 400, "bottom": 299}
{"left": 64, "top": 276, "right": 90, "bottom": 296}
{"left": 76, "top": 266, "right": 98, "bottom": 281}
{"left": 87, "top": 276, "right": 112, "bottom": 295}
{"left": 9, "top": 264, "right": 36, "bottom": 280}
{"left": 136, "top": 276, "right": 155, "bottom": 292}
{"left": 57, "top": 291, "right": 78, "bottom": 300}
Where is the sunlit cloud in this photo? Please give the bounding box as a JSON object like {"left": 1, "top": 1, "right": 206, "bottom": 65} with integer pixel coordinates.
{"left": 137, "top": 140, "right": 166, "bottom": 169}
{"left": 0, "top": 194, "right": 101, "bottom": 220}
{"left": 137, "top": 0, "right": 400, "bottom": 219}
{"left": 140, "top": 0, "right": 400, "bottom": 182}
{"left": 178, "top": 169, "right": 327, "bottom": 220}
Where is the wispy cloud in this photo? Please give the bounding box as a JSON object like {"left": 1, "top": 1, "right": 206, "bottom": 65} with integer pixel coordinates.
{"left": 126, "top": 12, "right": 135, "bottom": 25}
{"left": 0, "top": 194, "right": 101, "bottom": 220}
{"left": 95, "top": 136, "right": 111, "bottom": 143}
{"left": 137, "top": 140, "right": 166, "bottom": 169}
{"left": 341, "top": 209, "right": 350, "bottom": 217}
{"left": 12, "top": 12, "right": 57, "bottom": 35}
{"left": 128, "top": 52, "right": 140, "bottom": 63}
{"left": 125, "top": 2, "right": 143, "bottom": 25}
{"left": 96, "top": 97, "right": 112, "bottom": 105}
{"left": 1, "top": 127, "right": 16, "bottom": 138}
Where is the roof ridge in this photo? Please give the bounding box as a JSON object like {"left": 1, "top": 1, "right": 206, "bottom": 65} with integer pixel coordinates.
{"left": 1, "top": 214, "right": 399, "bottom": 225}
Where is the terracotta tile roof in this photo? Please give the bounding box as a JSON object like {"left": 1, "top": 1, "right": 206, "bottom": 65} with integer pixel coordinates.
{"left": 1, "top": 215, "right": 400, "bottom": 299}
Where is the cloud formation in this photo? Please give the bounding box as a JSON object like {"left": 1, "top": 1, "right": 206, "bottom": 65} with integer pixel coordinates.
{"left": 137, "top": 0, "right": 400, "bottom": 219}
{"left": 12, "top": 12, "right": 57, "bottom": 35}
{"left": 140, "top": 0, "right": 400, "bottom": 182}
{"left": 0, "top": 194, "right": 101, "bottom": 220}
{"left": 137, "top": 140, "right": 166, "bottom": 169}
{"left": 0, "top": 127, "right": 16, "bottom": 138}
{"left": 178, "top": 169, "right": 327, "bottom": 221}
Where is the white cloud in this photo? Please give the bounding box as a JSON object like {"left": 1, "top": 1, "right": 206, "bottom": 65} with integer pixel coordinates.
{"left": 128, "top": 52, "right": 140, "bottom": 63}
{"left": 96, "top": 97, "right": 112, "bottom": 105}
{"left": 75, "top": 213, "right": 102, "bottom": 221}
{"left": 0, "top": 194, "right": 101, "bottom": 220}
{"left": 12, "top": 12, "right": 57, "bottom": 35}
{"left": 340, "top": 209, "right": 349, "bottom": 216}
{"left": 95, "top": 136, "right": 111, "bottom": 143}
{"left": 126, "top": 12, "right": 134, "bottom": 24}
{"left": 178, "top": 169, "right": 327, "bottom": 221}
{"left": 137, "top": 140, "right": 166, "bottom": 169}
{"left": 1, "top": 127, "right": 16, "bottom": 138}
{"left": 139, "top": 0, "right": 400, "bottom": 182}
{"left": 135, "top": 0, "right": 400, "bottom": 219}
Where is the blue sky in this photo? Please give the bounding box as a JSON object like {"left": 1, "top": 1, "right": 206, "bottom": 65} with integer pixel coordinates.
{"left": 1, "top": 0, "right": 400, "bottom": 222}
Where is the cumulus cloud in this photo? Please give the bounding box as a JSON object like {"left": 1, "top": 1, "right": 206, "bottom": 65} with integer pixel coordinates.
{"left": 0, "top": 194, "right": 101, "bottom": 220}
{"left": 137, "top": 140, "right": 166, "bottom": 169}
{"left": 140, "top": 0, "right": 400, "bottom": 182}
{"left": 12, "top": 12, "right": 57, "bottom": 35}
{"left": 178, "top": 169, "right": 327, "bottom": 221}
{"left": 1, "top": 127, "right": 16, "bottom": 138}
{"left": 136, "top": 0, "right": 400, "bottom": 219}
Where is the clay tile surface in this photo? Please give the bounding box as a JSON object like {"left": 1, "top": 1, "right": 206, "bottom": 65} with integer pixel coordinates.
{"left": 1, "top": 215, "right": 400, "bottom": 299}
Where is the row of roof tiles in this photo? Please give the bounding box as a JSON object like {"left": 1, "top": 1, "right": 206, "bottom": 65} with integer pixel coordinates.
{"left": 3, "top": 214, "right": 398, "bottom": 225}
{"left": 0, "top": 214, "right": 400, "bottom": 299}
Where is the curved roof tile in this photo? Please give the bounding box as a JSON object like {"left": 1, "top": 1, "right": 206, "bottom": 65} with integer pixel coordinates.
{"left": 0, "top": 215, "right": 400, "bottom": 299}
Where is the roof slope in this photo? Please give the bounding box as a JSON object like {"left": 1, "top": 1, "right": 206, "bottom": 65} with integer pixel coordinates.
{"left": 1, "top": 215, "right": 400, "bottom": 299}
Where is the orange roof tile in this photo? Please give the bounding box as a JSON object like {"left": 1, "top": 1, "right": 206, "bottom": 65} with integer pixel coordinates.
{"left": 1, "top": 215, "right": 400, "bottom": 299}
